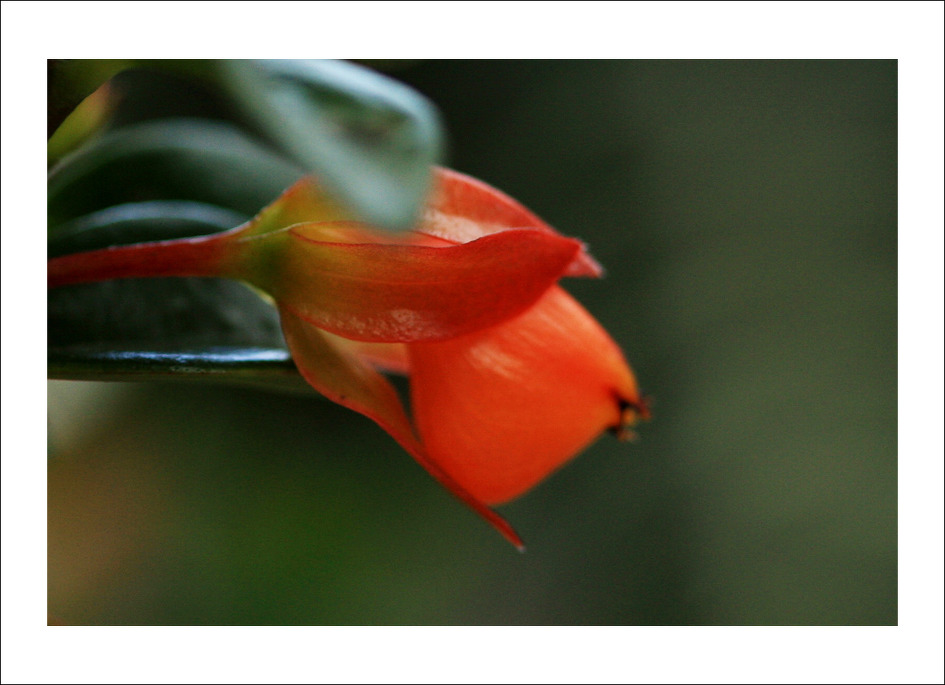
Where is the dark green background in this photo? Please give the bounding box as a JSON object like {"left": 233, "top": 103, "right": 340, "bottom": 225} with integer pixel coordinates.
{"left": 48, "top": 60, "right": 897, "bottom": 625}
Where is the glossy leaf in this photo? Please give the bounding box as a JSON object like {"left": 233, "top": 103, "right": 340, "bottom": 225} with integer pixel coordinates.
{"left": 48, "top": 201, "right": 249, "bottom": 258}
{"left": 47, "top": 118, "right": 305, "bottom": 229}
{"left": 47, "top": 347, "right": 310, "bottom": 395}
{"left": 48, "top": 276, "right": 291, "bottom": 366}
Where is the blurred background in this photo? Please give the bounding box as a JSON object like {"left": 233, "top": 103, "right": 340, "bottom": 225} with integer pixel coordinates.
{"left": 48, "top": 60, "right": 897, "bottom": 625}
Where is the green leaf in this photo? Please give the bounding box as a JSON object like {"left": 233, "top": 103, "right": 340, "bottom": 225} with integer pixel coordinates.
{"left": 47, "top": 118, "right": 306, "bottom": 230}
{"left": 48, "top": 200, "right": 249, "bottom": 258}
{"left": 47, "top": 277, "right": 317, "bottom": 394}
{"left": 48, "top": 60, "right": 446, "bottom": 231}
{"left": 216, "top": 59, "right": 445, "bottom": 232}
{"left": 47, "top": 347, "right": 312, "bottom": 395}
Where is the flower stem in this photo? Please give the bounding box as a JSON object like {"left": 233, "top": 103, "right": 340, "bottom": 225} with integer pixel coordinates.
{"left": 47, "top": 230, "right": 241, "bottom": 289}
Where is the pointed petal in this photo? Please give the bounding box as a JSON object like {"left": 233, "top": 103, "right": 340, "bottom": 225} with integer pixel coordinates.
{"left": 408, "top": 286, "right": 647, "bottom": 506}
{"left": 420, "top": 167, "right": 604, "bottom": 278}
{"left": 279, "top": 307, "right": 524, "bottom": 549}
{"left": 266, "top": 223, "right": 582, "bottom": 343}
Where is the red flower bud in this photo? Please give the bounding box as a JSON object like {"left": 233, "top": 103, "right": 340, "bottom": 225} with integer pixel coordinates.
{"left": 47, "top": 168, "right": 648, "bottom": 548}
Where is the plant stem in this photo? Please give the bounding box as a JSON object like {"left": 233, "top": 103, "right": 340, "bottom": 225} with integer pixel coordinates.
{"left": 47, "top": 231, "right": 240, "bottom": 289}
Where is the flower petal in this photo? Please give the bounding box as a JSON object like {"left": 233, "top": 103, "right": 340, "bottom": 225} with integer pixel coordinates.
{"left": 279, "top": 306, "right": 524, "bottom": 549}
{"left": 321, "top": 332, "right": 410, "bottom": 375}
{"left": 265, "top": 223, "right": 583, "bottom": 343}
{"left": 408, "top": 286, "right": 647, "bottom": 505}
{"left": 229, "top": 170, "right": 602, "bottom": 277}
{"left": 421, "top": 167, "right": 604, "bottom": 277}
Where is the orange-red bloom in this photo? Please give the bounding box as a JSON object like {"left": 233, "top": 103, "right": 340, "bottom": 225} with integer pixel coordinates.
{"left": 47, "top": 168, "right": 648, "bottom": 548}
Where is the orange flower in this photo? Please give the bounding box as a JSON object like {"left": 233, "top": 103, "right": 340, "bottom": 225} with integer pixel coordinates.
{"left": 47, "top": 168, "right": 649, "bottom": 548}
